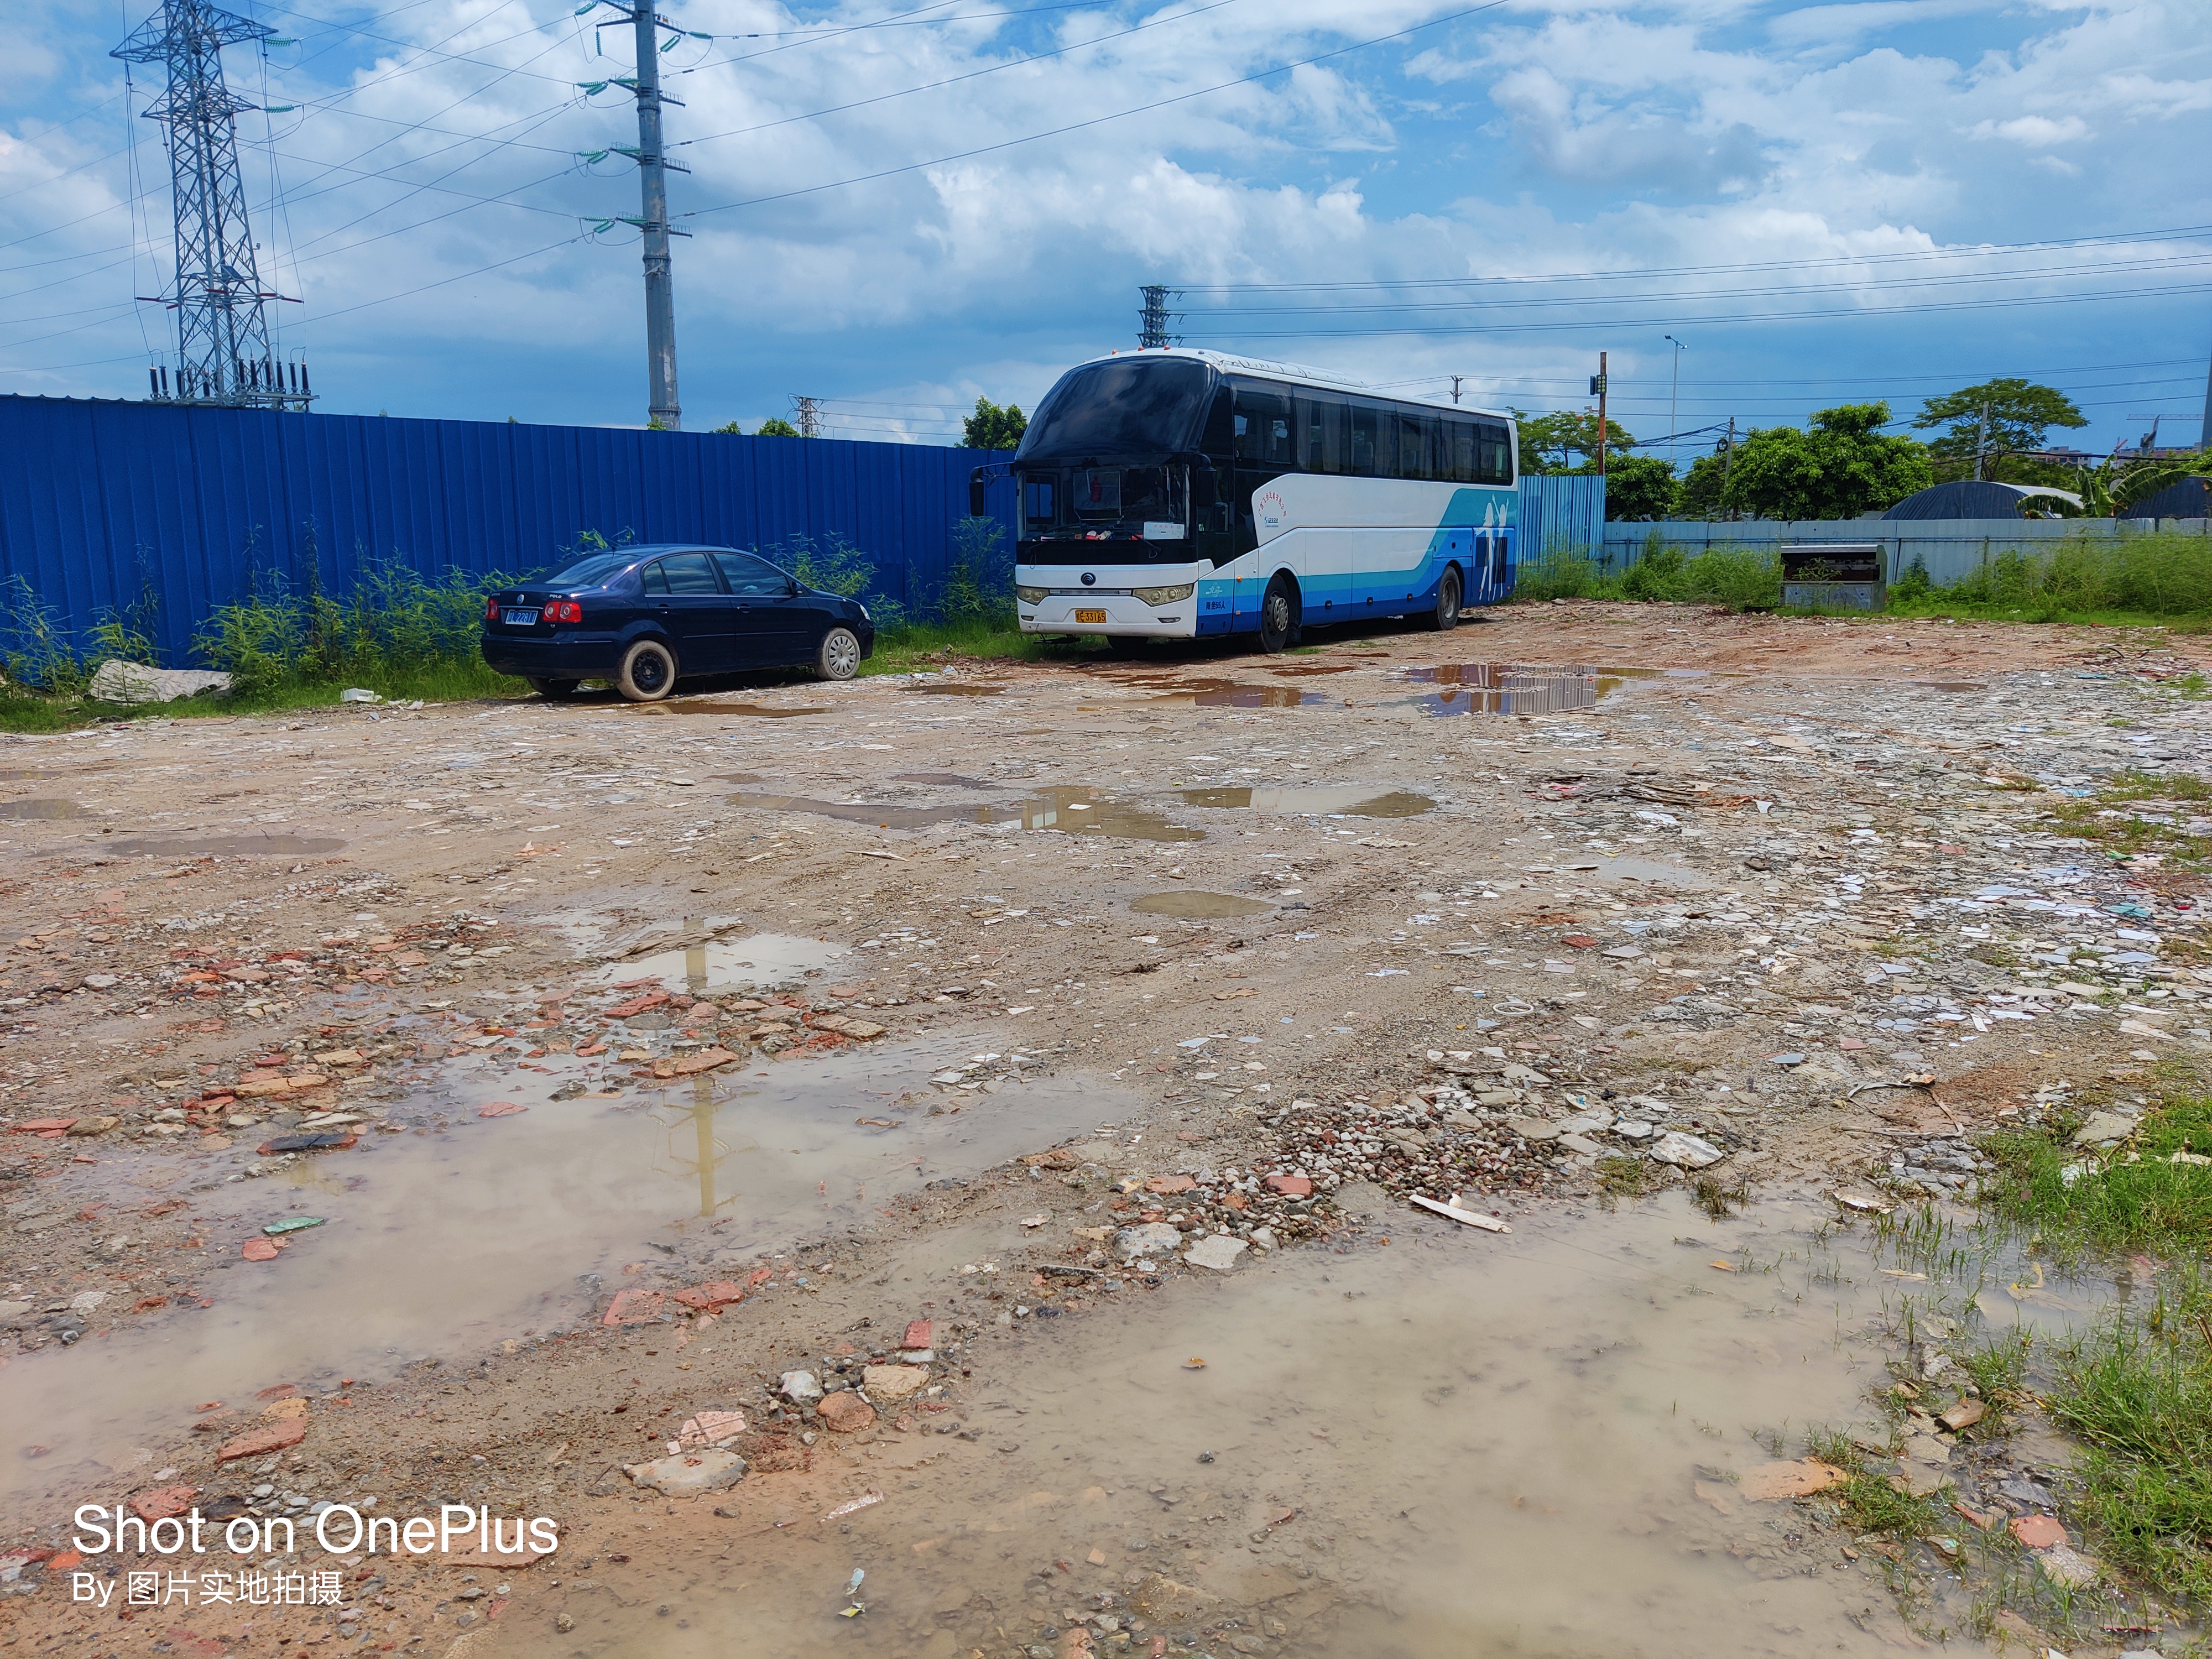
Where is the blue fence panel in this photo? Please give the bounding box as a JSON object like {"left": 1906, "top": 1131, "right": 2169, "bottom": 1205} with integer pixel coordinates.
{"left": 0, "top": 395, "right": 1016, "bottom": 665}
{"left": 1517, "top": 474, "right": 1606, "bottom": 558}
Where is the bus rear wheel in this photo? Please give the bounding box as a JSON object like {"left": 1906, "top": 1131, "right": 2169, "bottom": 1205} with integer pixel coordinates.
{"left": 1428, "top": 566, "right": 1463, "bottom": 632}
{"left": 1258, "top": 575, "right": 1298, "bottom": 653}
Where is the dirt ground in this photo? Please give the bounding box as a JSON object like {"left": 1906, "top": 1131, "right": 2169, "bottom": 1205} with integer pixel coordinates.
{"left": 3, "top": 601, "right": 2210, "bottom": 1656}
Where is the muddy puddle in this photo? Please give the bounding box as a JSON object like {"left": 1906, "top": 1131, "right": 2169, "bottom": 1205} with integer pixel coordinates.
{"left": 1404, "top": 662, "right": 1708, "bottom": 718}
{"left": 634, "top": 702, "right": 829, "bottom": 719}
{"left": 93, "top": 832, "right": 348, "bottom": 857}
{"left": 1908, "top": 681, "right": 1987, "bottom": 692}
{"left": 1155, "top": 679, "right": 1330, "bottom": 709}
{"left": 913, "top": 683, "right": 1005, "bottom": 698}
{"left": 1130, "top": 890, "right": 1274, "bottom": 918}
{"left": 554, "top": 1195, "right": 2090, "bottom": 1658}
{"left": 1177, "top": 786, "right": 1433, "bottom": 818}
{"left": 601, "top": 932, "right": 851, "bottom": 993}
{"left": 0, "top": 1044, "right": 1119, "bottom": 1509}
{"left": 0, "top": 799, "right": 96, "bottom": 820}
{"left": 726, "top": 787, "right": 1200, "bottom": 843}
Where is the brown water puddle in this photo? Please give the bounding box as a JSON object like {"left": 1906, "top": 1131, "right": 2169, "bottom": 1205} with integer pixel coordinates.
{"left": 1177, "top": 786, "right": 1433, "bottom": 818}
{"left": 96, "top": 833, "right": 347, "bottom": 857}
{"left": 634, "top": 702, "right": 830, "bottom": 718}
{"left": 0, "top": 1044, "right": 1120, "bottom": 1510}
{"left": 725, "top": 786, "right": 1201, "bottom": 843}
{"left": 1159, "top": 679, "right": 1330, "bottom": 709}
{"left": 536, "top": 1196, "right": 2078, "bottom": 1658}
{"left": 1131, "top": 890, "right": 1272, "bottom": 917}
{"left": 601, "top": 931, "right": 850, "bottom": 993}
{"left": 1404, "top": 662, "right": 1707, "bottom": 718}
{"left": 1908, "top": 681, "right": 1987, "bottom": 692}
{"left": 892, "top": 773, "right": 1004, "bottom": 789}
{"left": 914, "top": 683, "right": 1005, "bottom": 698}
{"left": 0, "top": 799, "right": 96, "bottom": 820}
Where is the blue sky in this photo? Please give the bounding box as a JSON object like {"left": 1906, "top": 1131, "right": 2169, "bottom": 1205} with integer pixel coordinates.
{"left": 2, "top": 0, "right": 2208, "bottom": 459}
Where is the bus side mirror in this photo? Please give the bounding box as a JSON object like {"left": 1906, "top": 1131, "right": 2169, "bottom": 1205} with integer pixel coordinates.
{"left": 1212, "top": 502, "right": 1231, "bottom": 533}
{"left": 968, "top": 468, "right": 988, "bottom": 518}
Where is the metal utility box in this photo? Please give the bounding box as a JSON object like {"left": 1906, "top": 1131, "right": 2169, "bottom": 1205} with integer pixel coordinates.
{"left": 1780, "top": 542, "right": 1885, "bottom": 611}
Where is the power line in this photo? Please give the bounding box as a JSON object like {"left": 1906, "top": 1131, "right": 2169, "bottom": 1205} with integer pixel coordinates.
{"left": 1172, "top": 279, "right": 2212, "bottom": 338}
{"left": 1174, "top": 225, "right": 2212, "bottom": 291}
{"left": 675, "top": 0, "right": 1243, "bottom": 149}
{"left": 684, "top": 0, "right": 1512, "bottom": 219}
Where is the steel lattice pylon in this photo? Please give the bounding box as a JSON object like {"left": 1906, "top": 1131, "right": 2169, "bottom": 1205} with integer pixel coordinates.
{"left": 114, "top": 0, "right": 312, "bottom": 409}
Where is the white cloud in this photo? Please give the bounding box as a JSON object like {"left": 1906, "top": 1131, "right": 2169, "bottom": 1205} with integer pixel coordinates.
{"left": 1969, "top": 113, "right": 2090, "bottom": 144}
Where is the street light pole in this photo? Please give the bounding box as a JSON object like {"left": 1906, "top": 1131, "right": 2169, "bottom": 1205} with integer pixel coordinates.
{"left": 1664, "top": 335, "right": 1686, "bottom": 475}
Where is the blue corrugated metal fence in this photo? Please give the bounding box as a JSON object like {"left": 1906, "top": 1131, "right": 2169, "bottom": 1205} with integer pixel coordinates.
{"left": 1517, "top": 474, "right": 1607, "bottom": 560}
{"left": 0, "top": 395, "right": 1015, "bottom": 665}
{"left": 0, "top": 394, "right": 1609, "bottom": 666}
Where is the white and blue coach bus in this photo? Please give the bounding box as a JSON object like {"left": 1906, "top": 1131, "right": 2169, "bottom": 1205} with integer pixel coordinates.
{"left": 977, "top": 348, "right": 1518, "bottom": 653}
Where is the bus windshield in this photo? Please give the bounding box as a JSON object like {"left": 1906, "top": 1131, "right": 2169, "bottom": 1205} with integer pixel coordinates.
{"left": 1016, "top": 357, "right": 1212, "bottom": 461}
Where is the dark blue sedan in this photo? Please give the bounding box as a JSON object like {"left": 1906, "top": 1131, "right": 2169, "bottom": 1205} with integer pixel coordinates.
{"left": 480, "top": 544, "right": 874, "bottom": 701}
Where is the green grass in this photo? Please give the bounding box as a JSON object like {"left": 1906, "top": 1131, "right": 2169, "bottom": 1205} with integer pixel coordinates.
{"left": 1803, "top": 1428, "right": 1950, "bottom": 1538}
{"left": 1514, "top": 529, "right": 2212, "bottom": 627}
{"left": 2046, "top": 770, "right": 2212, "bottom": 870}
{"left": 2049, "top": 1264, "right": 2212, "bottom": 1604}
{"left": 1509, "top": 544, "right": 1784, "bottom": 611}
{"left": 1980, "top": 1097, "right": 2212, "bottom": 1259}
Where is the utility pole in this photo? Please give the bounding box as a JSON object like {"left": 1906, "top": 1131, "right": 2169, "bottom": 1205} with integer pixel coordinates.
{"left": 113, "top": 0, "right": 312, "bottom": 410}
{"left": 588, "top": 1, "right": 690, "bottom": 428}
{"left": 1139, "top": 285, "right": 1175, "bottom": 349}
{"left": 1449, "top": 375, "right": 1465, "bottom": 406}
{"left": 1590, "top": 352, "right": 1609, "bottom": 477}
{"left": 1721, "top": 416, "right": 1736, "bottom": 519}
{"left": 1972, "top": 401, "right": 1990, "bottom": 480}
{"left": 790, "top": 395, "right": 821, "bottom": 438}
{"left": 1663, "top": 335, "right": 1686, "bottom": 475}
{"left": 2200, "top": 341, "right": 2211, "bottom": 452}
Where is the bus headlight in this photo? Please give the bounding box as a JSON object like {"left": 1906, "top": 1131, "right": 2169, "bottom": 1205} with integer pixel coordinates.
{"left": 1015, "top": 585, "right": 1048, "bottom": 603}
{"left": 1132, "top": 582, "right": 1196, "bottom": 607}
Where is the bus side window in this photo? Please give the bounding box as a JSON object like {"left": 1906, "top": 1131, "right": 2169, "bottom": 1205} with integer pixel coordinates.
{"left": 1349, "top": 400, "right": 1384, "bottom": 476}
{"left": 1201, "top": 388, "right": 1235, "bottom": 460}
{"left": 1442, "top": 416, "right": 1471, "bottom": 483}
{"left": 1476, "top": 422, "right": 1512, "bottom": 484}
{"left": 1403, "top": 410, "right": 1441, "bottom": 480}
{"left": 1295, "top": 393, "right": 1345, "bottom": 474}
{"left": 1232, "top": 383, "right": 1291, "bottom": 466}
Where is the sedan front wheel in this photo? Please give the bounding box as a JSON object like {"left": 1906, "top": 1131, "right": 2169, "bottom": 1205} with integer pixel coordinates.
{"left": 815, "top": 625, "right": 862, "bottom": 682}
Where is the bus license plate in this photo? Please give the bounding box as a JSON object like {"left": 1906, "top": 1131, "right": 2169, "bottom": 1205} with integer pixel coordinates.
{"left": 1074, "top": 609, "right": 1107, "bottom": 624}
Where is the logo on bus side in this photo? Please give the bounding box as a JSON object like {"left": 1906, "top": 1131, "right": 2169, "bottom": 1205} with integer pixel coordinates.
{"left": 1255, "top": 489, "right": 1286, "bottom": 534}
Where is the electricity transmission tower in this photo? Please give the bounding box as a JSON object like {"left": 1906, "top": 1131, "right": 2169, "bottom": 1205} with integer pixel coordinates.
{"left": 1139, "top": 285, "right": 1177, "bottom": 348}
{"left": 113, "top": 0, "right": 312, "bottom": 409}
{"left": 584, "top": 1, "right": 690, "bottom": 429}
{"left": 790, "top": 395, "right": 821, "bottom": 437}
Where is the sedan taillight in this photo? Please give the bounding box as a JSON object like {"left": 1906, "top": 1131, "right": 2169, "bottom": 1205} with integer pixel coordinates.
{"left": 547, "top": 599, "right": 583, "bottom": 624}
{"left": 484, "top": 598, "right": 500, "bottom": 621}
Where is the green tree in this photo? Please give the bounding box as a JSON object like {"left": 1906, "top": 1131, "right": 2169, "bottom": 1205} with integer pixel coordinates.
{"left": 1674, "top": 446, "right": 1731, "bottom": 519}
{"left": 1912, "top": 378, "right": 2086, "bottom": 484}
{"left": 1598, "top": 453, "right": 1678, "bottom": 521}
{"left": 754, "top": 416, "right": 801, "bottom": 438}
{"left": 1720, "top": 402, "right": 1932, "bottom": 520}
{"left": 962, "top": 396, "right": 1027, "bottom": 450}
{"left": 1513, "top": 407, "right": 1635, "bottom": 474}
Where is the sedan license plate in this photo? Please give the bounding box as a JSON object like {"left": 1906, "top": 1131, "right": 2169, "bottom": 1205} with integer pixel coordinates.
{"left": 1073, "top": 608, "right": 1108, "bottom": 624}
{"left": 503, "top": 609, "right": 539, "bottom": 626}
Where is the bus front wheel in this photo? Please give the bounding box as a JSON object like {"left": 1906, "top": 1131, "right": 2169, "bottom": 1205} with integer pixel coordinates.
{"left": 1258, "top": 575, "right": 1299, "bottom": 653}
{"left": 1428, "top": 566, "right": 1463, "bottom": 632}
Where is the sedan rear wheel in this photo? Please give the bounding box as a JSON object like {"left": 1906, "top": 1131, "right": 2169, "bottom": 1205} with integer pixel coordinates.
{"left": 615, "top": 638, "right": 677, "bottom": 702}
{"left": 815, "top": 625, "right": 862, "bottom": 682}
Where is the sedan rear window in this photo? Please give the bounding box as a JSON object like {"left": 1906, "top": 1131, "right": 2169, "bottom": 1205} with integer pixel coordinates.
{"left": 543, "top": 552, "right": 637, "bottom": 588}
{"left": 640, "top": 552, "right": 723, "bottom": 595}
